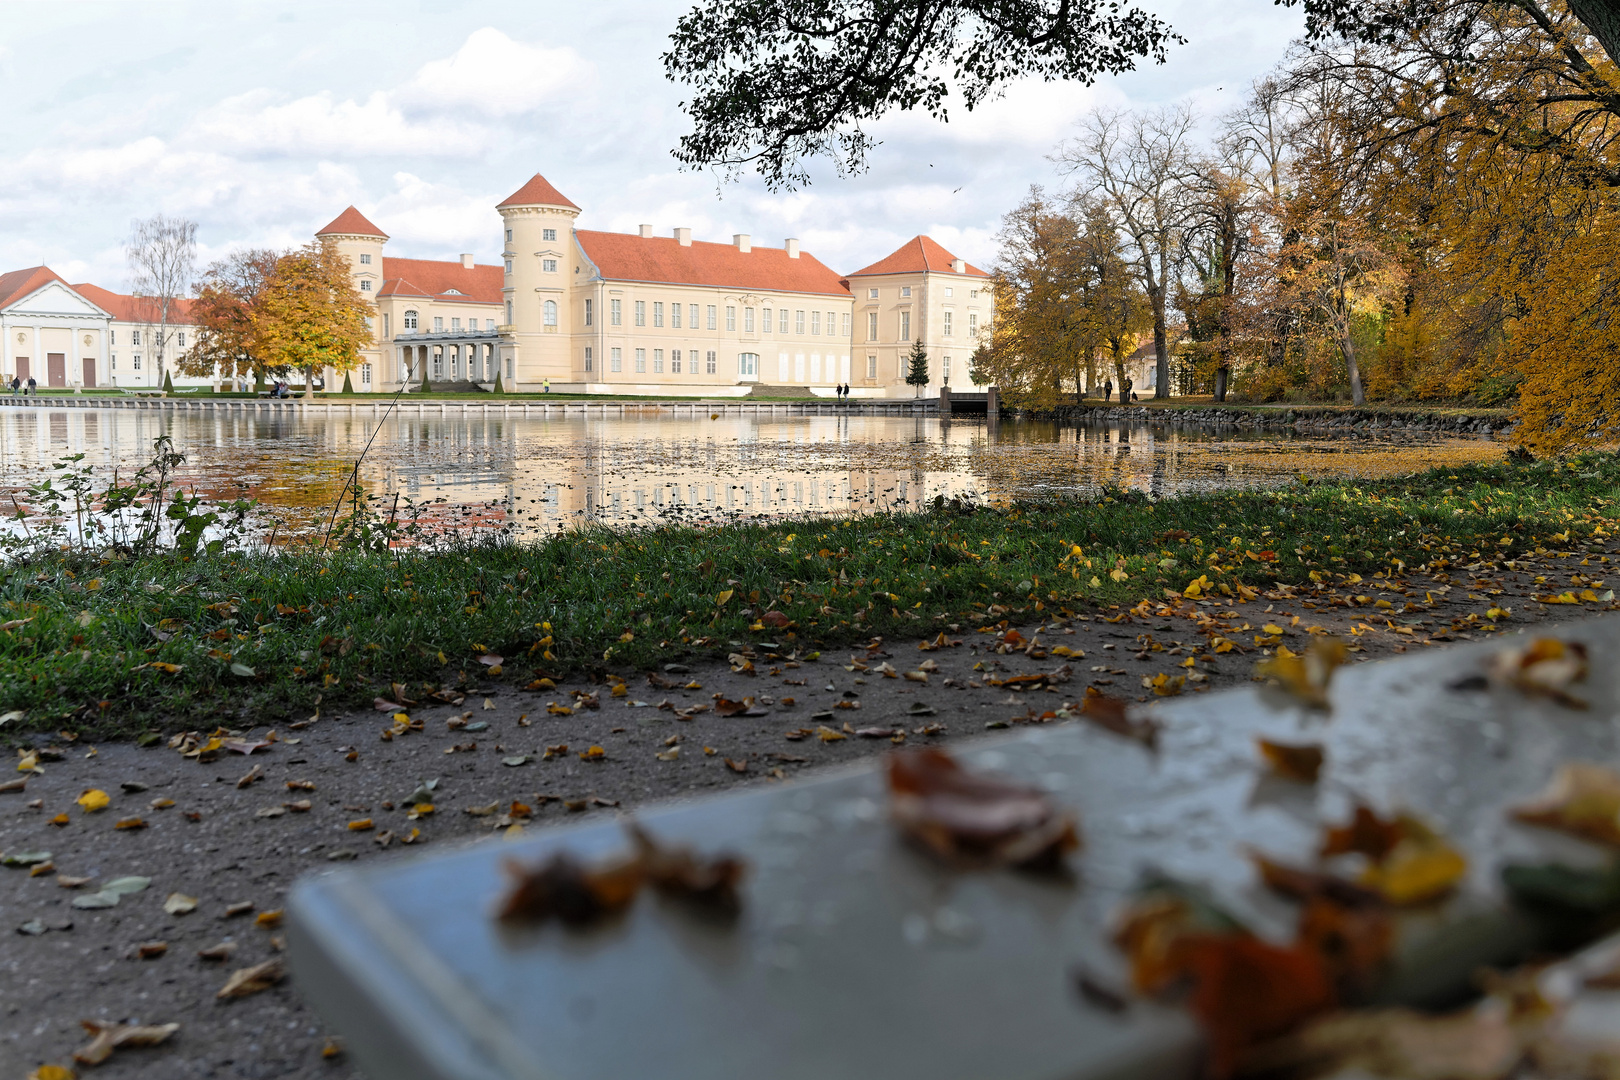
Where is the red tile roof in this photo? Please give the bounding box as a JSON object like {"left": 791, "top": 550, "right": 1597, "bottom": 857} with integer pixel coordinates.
{"left": 498, "top": 174, "right": 579, "bottom": 211}
{"left": 847, "top": 235, "right": 988, "bottom": 278}
{"left": 316, "top": 206, "right": 389, "bottom": 239}
{"left": 378, "top": 258, "right": 503, "bottom": 305}
{"left": 576, "top": 232, "right": 851, "bottom": 297}
{"left": 0, "top": 266, "right": 70, "bottom": 310}
{"left": 71, "top": 283, "right": 195, "bottom": 323}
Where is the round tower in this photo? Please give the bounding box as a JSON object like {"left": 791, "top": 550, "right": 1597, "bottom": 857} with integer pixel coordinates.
{"left": 315, "top": 206, "right": 388, "bottom": 389}
{"left": 497, "top": 174, "right": 580, "bottom": 390}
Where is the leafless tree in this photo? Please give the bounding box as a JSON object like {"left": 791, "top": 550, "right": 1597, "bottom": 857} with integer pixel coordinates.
{"left": 126, "top": 214, "right": 198, "bottom": 383}
{"left": 1056, "top": 104, "right": 1199, "bottom": 398}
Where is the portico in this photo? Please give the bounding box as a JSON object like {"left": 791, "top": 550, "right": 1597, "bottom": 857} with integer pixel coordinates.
{"left": 395, "top": 330, "right": 502, "bottom": 387}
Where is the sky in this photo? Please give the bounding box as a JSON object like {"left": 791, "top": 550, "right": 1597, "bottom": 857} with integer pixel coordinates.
{"left": 0, "top": 0, "right": 1305, "bottom": 291}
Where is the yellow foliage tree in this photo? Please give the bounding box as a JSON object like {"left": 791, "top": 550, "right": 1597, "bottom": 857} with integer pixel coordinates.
{"left": 255, "top": 241, "right": 373, "bottom": 394}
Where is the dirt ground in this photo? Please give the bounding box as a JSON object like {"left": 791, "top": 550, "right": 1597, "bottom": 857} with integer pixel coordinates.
{"left": 4, "top": 547, "right": 1615, "bottom": 1079}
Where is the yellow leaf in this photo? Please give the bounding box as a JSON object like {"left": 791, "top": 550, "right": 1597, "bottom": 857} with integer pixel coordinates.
{"left": 579, "top": 745, "right": 606, "bottom": 761}
{"left": 1359, "top": 832, "right": 1468, "bottom": 905}
{"left": 715, "top": 589, "right": 734, "bottom": 606}
{"left": 610, "top": 684, "right": 628, "bottom": 698}
{"left": 1110, "top": 568, "right": 1129, "bottom": 583}
{"left": 1262, "top": 623, "right": 1285, "bottom": 635}
{"left": 77, "top": 789, "right": 110, "bottom": 813}
{"left": 29, "top": 1067, "right": 77, "bottom": 1080}
{"left": 1089, "top": 576, "right": 1102, "bottom": 588}
{"left": 546, "top": 703, "right": 573, "bottom": 716}
{"left": 347, "top": 818, "right": 374, "bottom": 831}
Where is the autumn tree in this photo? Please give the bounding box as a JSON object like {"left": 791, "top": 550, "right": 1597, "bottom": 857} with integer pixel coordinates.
{"left": 1057, "top": 104, "right": 1198, "bottom": 399}
{"left": 1074, "top": 200, "right": 1151, "bottom": 396}
{"left": 184, "top": 248, "right": 282, "bottom": 388}
{"left": 974, "top": 188, "right": 1092, "bottom": 406}
{"left": 255, "top": 242, "right": 373, "bottom": 394}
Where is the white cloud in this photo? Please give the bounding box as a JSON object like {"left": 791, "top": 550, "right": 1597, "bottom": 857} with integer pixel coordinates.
{"left": 395, "top": 28, "right": 594, "bottom": 117}
{"left": 188, "top": 88, "right": 494, "bottom": 159}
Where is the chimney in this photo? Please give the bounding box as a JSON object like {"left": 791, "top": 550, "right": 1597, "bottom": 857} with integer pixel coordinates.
{"left": 639, "top": 224, "right": 654, "bottom": 238}
{"left": 460, "top": 254, "right": 475, "bottom": 270}
{"left": 784, "top": 238, "right": 800, "bottom": 259}
{"left": 674, "top": 227, "right": 692, "bottom": 246}
{"left": 733, "top": 233, "right": 751, "bottom": 253}
{"left": 950, "top": 258, "right": 965, "bottom": 274}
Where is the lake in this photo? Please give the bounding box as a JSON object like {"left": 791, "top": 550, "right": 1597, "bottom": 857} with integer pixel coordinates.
{"left": 0, "top": 406, "right": 1503, "bottom": 538}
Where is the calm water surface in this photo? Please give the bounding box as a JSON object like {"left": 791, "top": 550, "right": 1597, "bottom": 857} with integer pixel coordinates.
{"left": 0, "top": 407, "right": 1503, "bottom": 537}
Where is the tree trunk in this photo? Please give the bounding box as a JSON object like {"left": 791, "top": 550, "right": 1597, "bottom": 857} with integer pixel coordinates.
{"left": 1568, "top": 0, "right": 1620, "bottom": 65}
{"left": 305, "top": 367, "right": 315, "bottom": 395}
{"left": 1214, "top": 367, "right": 1229, "bottom": 402}
{"left": 1151, "top": 294, "right": 1170, "bottom": 399}
{"left": 1342, "top": 331, "right": 1365, "bottom": 406}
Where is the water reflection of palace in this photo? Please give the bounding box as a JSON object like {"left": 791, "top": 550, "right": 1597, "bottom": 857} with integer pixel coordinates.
{"left": 0, "top": 408, "right": 1503, "bottom": 537}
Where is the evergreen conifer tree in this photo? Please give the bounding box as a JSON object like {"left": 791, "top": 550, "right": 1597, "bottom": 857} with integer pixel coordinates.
{"left": 161, "top": 370, "right": 174, "bottom": 395}
{"left": 904, "top": 339, "right": 930, "bottom": 397}
{"left": 341, "top": 371, "right": 353, "bottom": 394}
{"left": 492, "top": 371, "right": 504, "bottom": 394}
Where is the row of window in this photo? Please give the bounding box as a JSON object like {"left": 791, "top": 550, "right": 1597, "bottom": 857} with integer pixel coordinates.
{"left": 586, "top": 347, "right": 724, "bottom": 375}
{"left": 863, "top": 286, "right": 982, "bottom": 300}
{"left": 585, "top": 299, "right": 853, "bottom": 338}
{"left": 862, "top": 310, "right": 979, "bottom": 342}
{"left": 503, "top": 228, "right": 559, "bottom": 243}
{"left": 398, "top": 312, "right": 498, "bottom": 334}
{"left": 108, "top": 330, "right": 185, "bottom": 347}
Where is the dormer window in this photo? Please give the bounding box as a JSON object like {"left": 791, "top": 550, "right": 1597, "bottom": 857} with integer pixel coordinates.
{"left": 444, "top": 289, "right": 463, "bottom": 295}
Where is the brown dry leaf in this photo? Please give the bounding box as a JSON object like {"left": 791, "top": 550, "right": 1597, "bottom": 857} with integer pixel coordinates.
{"left": 627, "top": 821, "right": 746, "bottom": 914}
{"left": 724, "top": 757, "right": 748, "bottom": 773}
{"left": 197, "top": 941, "right": 237, "bottom": 961}
{"left": 1256, "top": 637, "right": 1348, "bottom": 710}
{"left": 1249, "top": 853, "right": 1394, "bottom": 990}
{"left": 1511, "top": 762, "right": 1620, "bottom": 847}
{"left": 1491, "top": 637, "right": 1589, "bottom": 708}
{"left": 216, "top": 957, "right": 286, "bottom": 999}
{"left": 285, "top": 779, "right": 315, "bottom": 791}
{"left": 72, "top": 1020, "right": 180, "bottom": 1064}
{"left": 222, "top": 739, "right": 272, "bottom": 755}
{"left": 816, "top": 726, "right": 847, "bottom": 743}
{"left": 887, "top": 747, "right": 1080, "bottom": 870}
{"left": 497, "top": 851, "right": 644, "bottom": 925}
{"left": 1321, "top": 806, "right": 1404, "bottom": 861}
{"left": 137, "top": 940, "right": 168, "bottom": 959}
{"left": 236, "top": 764, "right": 263, "bottom": 789}
{"left": 1079, "top": 687, "right": 1158, "bottom": 749}
{"left": 113, "top": 817, "right": 147, "bottom": 831}
{"left": 1256, "top": 739, "right": 1325, "bottom": 783}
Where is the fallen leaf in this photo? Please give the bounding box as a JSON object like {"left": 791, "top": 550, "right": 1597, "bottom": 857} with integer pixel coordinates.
{"left": 163, "top": 892, "right": 197, "bottom": 915}
{"left": 216, "top": 957, "right": 286, "bottom": 999}
{"left": 497, "top": 850, "right": 645, "bottom": 925}
{"left": 1256, "top": 637, "right": 1348, "bottom": 710}
{"left": 887, "top": 747, "right": 1081, "bottom": 870}
{"left": 255, "top": 909, "right": 283, "bottom": 928}
{"left": 1079, "top": 688, "right": 1159, "bottom": 749}
{"left": 1512, "top": 762, "right": 1620, "bottom": 847}
{"left": 724, "top": 757, "right": 748, "bottom": 773}
{"left": 149, "top": 798, "right": 174, "bottom": 809}
{"left": 236, "top": 764, "right": 263, "bottom": 789}
{"left": 627, "top": 821, "right": 746, "bottom": 914}
{"left": 197, "top": 941, "right": 237, "bottom": 961}
{"left": 347, "top": 818, "right": 374, "bottom": 831}
{"left": 222, "top": 739, "right": 271, "bottom": 755}
{"left": 26, "top": 1065, "right": 74, "bottom": 1080}
{"left": 72, "top": 1020, "right": 180, "bottom": 1065}
{"left": 56, "top": 874, "right": 92, "bottom": 888}
{"left": 817, "top": 726, "right": 847, "bottom": 742}
{"left": 137, "top": 940, "right": 168, "bottom": 959}
{"left": 1256, "top": 739, "right": 1325, "bottom": 783}
{"left": 1323, "top": 808, "right": 1467, "bottom": 905}
{"left": 103, "top": 876, "right": 149, "bottom": 895}
{"left": 1, "top": 850, "right": 52, "bottom": 867}
{"left": 578, "top": 746, "right": 606, "bottom": 762}
{"left": 114, "top": 817, "right": 147, "bottom": 830}
{"left": 1491, "top": 637, "right": 1589, "bottom": 707}
{"left": 76, "top": 789, "right": 109, "bottom": 813}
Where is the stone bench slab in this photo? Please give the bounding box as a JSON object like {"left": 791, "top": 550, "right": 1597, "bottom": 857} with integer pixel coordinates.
{"left": 287, "top": 614, "right": 1620, "bottom": 1080}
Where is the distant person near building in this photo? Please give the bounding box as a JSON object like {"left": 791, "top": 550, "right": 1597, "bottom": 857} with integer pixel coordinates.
{"left": 1103, "top": 380, "right": 1113, "bottom": 402}
{"left": 543, "top": 378, "right": 550, "bottom": 394}
{"left": 26, "top": 377, "right": 36, "bottom": 396}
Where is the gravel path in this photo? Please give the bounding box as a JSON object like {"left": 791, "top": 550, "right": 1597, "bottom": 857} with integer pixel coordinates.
{"left": 5, "top": 551, "right": 1613, "bottom": 1078}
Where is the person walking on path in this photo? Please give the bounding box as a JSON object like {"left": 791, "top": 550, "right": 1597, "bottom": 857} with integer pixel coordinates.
{"left": 26, "top": 376, "right": 36, "bottom": 396}
{"left": 1122, "top": 378, "right": 1132, "bottom": 404}
{"left": 9, "top": 376, "right": 18, "bottom": 395}
{"left": 1103, "top": 379, "right": 1113, "bottom": 402}
{"left": 543, "top": 377, "right": 551, "bottom": 394}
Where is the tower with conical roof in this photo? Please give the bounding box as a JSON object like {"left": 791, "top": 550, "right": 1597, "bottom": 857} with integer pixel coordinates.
{"left": 497, "top": 174, "right": 580, "bottom": 388}
{"left": 316, "top": 207, "right": 388, "bottom": 388}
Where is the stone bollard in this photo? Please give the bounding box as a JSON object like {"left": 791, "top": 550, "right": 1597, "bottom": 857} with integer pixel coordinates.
{"left": 939, "top": 385, "right": 952, "bottom": 417}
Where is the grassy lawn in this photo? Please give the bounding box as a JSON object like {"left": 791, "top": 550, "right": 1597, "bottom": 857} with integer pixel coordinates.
{"left": 0, "top": 452, "right": 1614, "bottom": 741}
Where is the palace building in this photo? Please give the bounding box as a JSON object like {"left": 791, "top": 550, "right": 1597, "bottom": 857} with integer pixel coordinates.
{"left": 320, "top": 172, "right": 991, "bottom": 396}
{"left": 1, "top": 170, "right": 991, "bottom": 396}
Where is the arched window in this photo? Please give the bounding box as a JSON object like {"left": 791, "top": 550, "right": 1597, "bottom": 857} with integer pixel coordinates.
{"left": 543, "top": 300, "right": 558, "bottom": 326}
{"left": 403, "top": 310, "right": 418, "bottom": 331}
